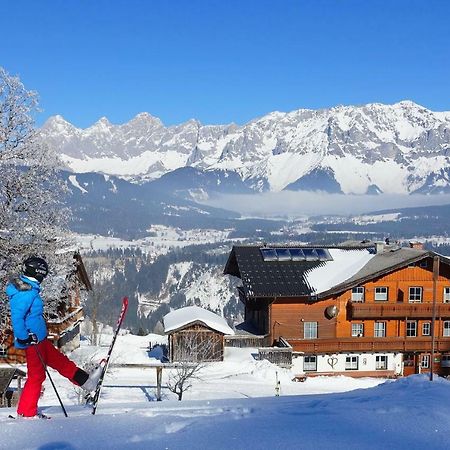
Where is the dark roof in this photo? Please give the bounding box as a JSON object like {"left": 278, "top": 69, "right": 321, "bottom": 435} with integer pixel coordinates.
{"left": 74, "top": 253, "right": 92, "bottom": 291}
{"left": 224, "top": 246, "right": 325, "bottom": 298}
{"left": 224, "top": 244, "right": 450, "bottom": 300}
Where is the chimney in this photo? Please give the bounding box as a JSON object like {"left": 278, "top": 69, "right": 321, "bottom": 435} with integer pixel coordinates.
{"left": 375, "top": 242, "right": 385, "bottom": 253}
{"left": 409, "top": 241, "right": 424, "bottom": 250}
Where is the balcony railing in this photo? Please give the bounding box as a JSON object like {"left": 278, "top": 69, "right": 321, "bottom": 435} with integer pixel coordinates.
{"left": 349, "top": 302, "right": 450, "bottom": 319}
{"left": 288, "top": 337, "right": 450, "bottom": 354}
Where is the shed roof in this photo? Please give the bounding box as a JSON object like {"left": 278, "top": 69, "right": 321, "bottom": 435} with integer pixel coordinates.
{"left": 163, "top": 306, "right": 234, "bottom": 335}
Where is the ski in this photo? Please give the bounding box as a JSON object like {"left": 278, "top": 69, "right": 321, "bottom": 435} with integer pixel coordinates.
{"left": 9, "top": 413, "right": 51, "bottom": 420}
{"left": 87, "top": 296, "right": 129, "bottom": 415}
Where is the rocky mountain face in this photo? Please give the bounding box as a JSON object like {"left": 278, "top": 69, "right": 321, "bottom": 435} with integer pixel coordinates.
{"left": 41, "top": 101, "right": 450, "bottom": 195}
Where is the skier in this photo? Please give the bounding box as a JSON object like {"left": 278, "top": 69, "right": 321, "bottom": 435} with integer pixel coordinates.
{"left": 5, "top": 256, "right": 102, "bottom": 419}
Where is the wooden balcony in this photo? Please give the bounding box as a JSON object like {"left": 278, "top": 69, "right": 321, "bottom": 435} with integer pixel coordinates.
{"left": 289, "top": 337, "right": 450, "bottom": 354}
{"left": 349, "top": 302, "right": 450, "bottom": 319}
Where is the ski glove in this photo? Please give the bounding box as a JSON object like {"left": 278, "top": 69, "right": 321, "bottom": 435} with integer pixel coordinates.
{"left": 17, "top": 333, "right": 38, "bottom": 346}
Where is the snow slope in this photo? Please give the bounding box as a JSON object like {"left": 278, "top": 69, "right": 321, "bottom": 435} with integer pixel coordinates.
{"left": 1, "top": 373, "right": 449, "bottom": 449}
{"left": 2, "top": 333, "right": 450, "bottom": 449}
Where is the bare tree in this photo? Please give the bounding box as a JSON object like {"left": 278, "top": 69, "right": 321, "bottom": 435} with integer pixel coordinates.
{"left": 166, "top": 331, "right": 222, "bottom": 401}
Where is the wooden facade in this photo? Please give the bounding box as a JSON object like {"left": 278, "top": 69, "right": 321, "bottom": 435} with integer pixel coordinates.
{"left": 168, "top": 322, "right": 226, "bottom": 363}
{"left": 1, "top": 253, "right": 91, "bottom": 364}
{"left": 225, "top": 243, "right": 450, "bottom": 377}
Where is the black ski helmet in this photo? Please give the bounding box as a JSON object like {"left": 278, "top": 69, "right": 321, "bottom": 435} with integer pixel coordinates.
{"left": 23, "top": 256, "right": 49, "bottom": 282}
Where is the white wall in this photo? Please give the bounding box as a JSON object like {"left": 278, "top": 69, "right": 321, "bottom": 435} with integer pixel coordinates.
{"left": 300, "top": 352, "right": 403, "bottom": 375}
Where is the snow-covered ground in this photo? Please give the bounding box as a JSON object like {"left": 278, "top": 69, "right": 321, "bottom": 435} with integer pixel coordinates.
{"left": 75, "top": 224, "right": 234, "bottom": 257}
{"left": 2, "top": 333, "right": 450, "bottom": 449}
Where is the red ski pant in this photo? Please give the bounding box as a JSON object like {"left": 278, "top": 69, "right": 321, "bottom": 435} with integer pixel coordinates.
{"left": 17, "top": 339, "right": 80, "bottom": 417}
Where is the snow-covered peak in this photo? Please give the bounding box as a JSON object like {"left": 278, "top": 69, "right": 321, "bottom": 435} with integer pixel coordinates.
{"left": 40, "top": 101, "right": 450, "bottom": 193}
{"left": 41, "top": 114, "right": 77, "bottom": 133}
{"left": 88, "top": 116, "right": 113, "bottom": 132}
{"left": 128, "top": 112, "right": 164, "bottom": 128}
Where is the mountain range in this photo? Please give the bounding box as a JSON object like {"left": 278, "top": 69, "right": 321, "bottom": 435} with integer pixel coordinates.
{"left": 41, "top": 101, "right": 450, "bottom": 195}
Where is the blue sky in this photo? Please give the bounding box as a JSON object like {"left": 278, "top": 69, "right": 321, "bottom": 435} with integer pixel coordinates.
{"left": 3, "top": 0, "right": 449, "bottom": 127}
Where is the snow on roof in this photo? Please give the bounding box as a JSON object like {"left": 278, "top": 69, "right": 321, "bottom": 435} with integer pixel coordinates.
{"left": 163, "top": 306, "right": 234, "bottom": 335}
{"left": 306, "top": 248, "right": 375, "bottom": 295}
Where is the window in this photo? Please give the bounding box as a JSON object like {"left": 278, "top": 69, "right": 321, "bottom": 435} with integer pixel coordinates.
{"left": 0, "top": 345, "right": 6, "bottom": 358}
{"left": 345, "top": 355, "right": 358, "bottom": 370}
{"left": 376, "top": 355, "right": 388, "bottom": 370}
{"left": 409, "top": 287, "right": 423, "bottom": 303}
{"left": 352, "top": 323, "right": 364, "bottom": 337}
{"left": 304, "top": 355, "right": 317, "bottom": 371}
{"left": 304, "top": 322, "right": 318, "bottom": 339}
{"left": 351, "top": 287, "right": 364, "bottom": 302}
{"left": 421, "top": 354, "right": 430, "bottom": 369}
{"left": 444, "top": 321, "right": 450, "bottom": 337}
{"left": 375, "top": 287, "right": 388, "bottom": 301}
{"left": 444, "top": 287, "right": 450, "bottom": 303}
{"left": 406, "top": 321, "right": 417, "bottom": 337}
{"left": 422, "top": 322, "right": 431, "bottom": 336}
{"left": 374, "top": 322, "right": 386, "bottom": 338}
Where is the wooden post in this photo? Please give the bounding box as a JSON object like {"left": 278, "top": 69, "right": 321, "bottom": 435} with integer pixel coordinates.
{"left": 156, "top": 366, "right": 162, "bottom": 401}
{"left": 431, "top": 256, "right": 439, "bottom": 381}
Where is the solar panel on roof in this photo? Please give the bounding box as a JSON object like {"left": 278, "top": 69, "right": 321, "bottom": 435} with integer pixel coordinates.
{"left": 260, "top": 248, "right": 277, "bottom": 261}
{"left": 260, "top": 247, "right": 333, "bottom": 262}
{"left": 315, "top": 248, "right": 333, "bottom": 261}
{"left": 303, "top": 248, "right": 319, "bottom": 261}
{"left": 275, "top": 248, "right": 291, "bottom": 261}
{"left": 289, "top": 248, "right": 306, "bottom": 261}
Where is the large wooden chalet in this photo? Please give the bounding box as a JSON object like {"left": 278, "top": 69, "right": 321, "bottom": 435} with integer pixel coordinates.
{"left": 224, "top": 241, "right": 450, "bottom": 377}
{"left": 1, "top": 253, "right": 91, "bottom": 364}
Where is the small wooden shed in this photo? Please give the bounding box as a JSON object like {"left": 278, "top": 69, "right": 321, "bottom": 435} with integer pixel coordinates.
{"left": 163, "top": 306, "right": 234, "bottom": 363}
{"left": 0, "top": 368, "right": 26, "bottom": 408}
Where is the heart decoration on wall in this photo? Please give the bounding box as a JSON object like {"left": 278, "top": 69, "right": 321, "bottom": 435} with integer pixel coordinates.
{"left": 327, "top": 357, "right": 338, "bottom": 368}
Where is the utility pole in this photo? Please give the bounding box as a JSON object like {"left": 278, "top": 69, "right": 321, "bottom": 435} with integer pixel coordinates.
{"left": 430, "top": 256, "right": 439, "bottom": 381}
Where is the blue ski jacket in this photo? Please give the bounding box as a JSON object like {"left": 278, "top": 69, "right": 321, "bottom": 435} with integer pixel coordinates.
{"left": 6, "top": 275, "right": 48, "bottom": 349}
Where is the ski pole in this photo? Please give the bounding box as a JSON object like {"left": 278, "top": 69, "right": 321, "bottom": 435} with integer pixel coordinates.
{"left": 35, "top": 346, "right": 68, "bottom": 417}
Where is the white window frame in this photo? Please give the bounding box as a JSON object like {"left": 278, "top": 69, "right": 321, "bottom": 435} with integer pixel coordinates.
{"left": 304, "top": 322, "right": 318, "bottom": 339}
{"left": 351, "top": 287, "right": 364, "bottom": 302}
{"left": 422, "top": 322, "right": 431, "bottom": 336}
{"left": 374, "top": 322, "right": 386, "bottom": 338}
{"left": 375, "top": 355, "right": 388, "bottom": 370}
{"left": 345, "top": 355, "right": 358, "bottom": 370}
{"left": 375, "top": 286, "right": 388, "bottom": 301}
{"left": 351, "top": 323, "right": 364, "bottom": 337}
{"left": 409, "top": 287, "right": 423, "bottom": 303}
{"left": 421, "top": 354, "right": 430, "bottom": 369}
{"left": 304, "top": 355, "right": 317, "bottom": 371}
{"left": 0, "top": 344, "right": 6, "bottom": 358}
{"left": 444, "top": 287, "right": 450, "bottom": 303}
{"left": 443, "top": 321, "right": 450, "bottom": 337}
{"left": 406, "top": 320, "right": 417, "bottom": 337}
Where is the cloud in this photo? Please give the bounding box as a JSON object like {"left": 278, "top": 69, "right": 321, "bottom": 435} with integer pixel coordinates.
{"left": 202, "top": 192, "right": 450, "bottom": 218}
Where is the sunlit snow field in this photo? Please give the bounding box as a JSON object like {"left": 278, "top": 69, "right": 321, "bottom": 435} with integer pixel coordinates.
{"left": 2, "top": 332, "right": 450, "bottom": 449}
